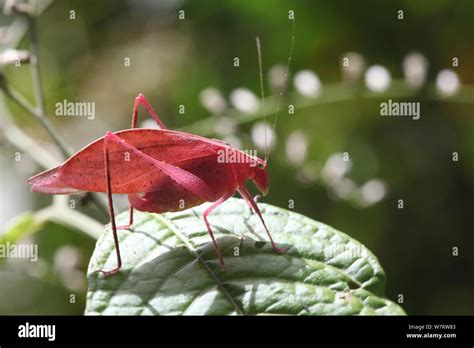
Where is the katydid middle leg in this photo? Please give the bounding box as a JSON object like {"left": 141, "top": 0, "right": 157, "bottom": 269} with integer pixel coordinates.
{"left": 202, "top": 194, "right": 233, "bottom": 270}
{"left": 116, "top": 205, "right": 134, "bottom": 230}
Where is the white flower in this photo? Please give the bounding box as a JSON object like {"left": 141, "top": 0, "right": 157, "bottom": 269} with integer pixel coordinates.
{"left": 359, "top": 179, "right": 387, "bottom": 206}
{"left": 436, "top": 69, "right": 460, "bottom": 96}
{"left": 341, "top": 52, "right": 365, "bottom": 81}
{"left": 332, "top": 178, "right": 356, "bottom": 200}
{"left": 251, "top": 122, "right": 276, "bottom": 151}
{"left": 402, "top": 52, "right": 428, "bottom": 88}
{"left": 268, "top": 64, "right": 287, "bottom": 91}
{"left": 230, "top": 88, "right": 259, "bottom": 113}
{"left": 321, "top": 153, "right": 352, "bottom": 184}
{"left": 285, "top": 131, "right": 308, "bottom": 166}
{"left": 199, "top": 87, "right": 227, "bottom": 114}
{"left": 293, "top": 70, "right": 321, "bottom": 98}
{"left": 365, "top": 65, "right": 391, "bottom": 92}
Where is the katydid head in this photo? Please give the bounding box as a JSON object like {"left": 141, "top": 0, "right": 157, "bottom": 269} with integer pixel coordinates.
{"left": 252, "top": 159, "right": 269, "bottom": 196}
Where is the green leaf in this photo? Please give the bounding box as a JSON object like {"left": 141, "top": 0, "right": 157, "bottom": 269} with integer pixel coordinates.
{"left": 85, "top": 198, "right": 405, "bottom": 315}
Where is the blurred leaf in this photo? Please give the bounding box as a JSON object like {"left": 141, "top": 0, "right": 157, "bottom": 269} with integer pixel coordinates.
{"left": 0, "top": 265, "right": 83, "bottom": 315}
{"left": 86, "top": 198, "right": 404, "bottom": 315}
{"left": 2, "top": 201, "right": 102, "bottom": 244}
{"left": 1, "top": 212, "right": 45, "bottom": 245}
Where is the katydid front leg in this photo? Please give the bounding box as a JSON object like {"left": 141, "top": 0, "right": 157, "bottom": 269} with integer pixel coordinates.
{"left": 243, "top": 194, "right": 262, "bottom": 214}
{"left": 238, "top": 186, "right": 286, "bottom": 254}
{"left": 240, "top": 195, "right": 261, "bottom": 248}
{"left": 118, "top": 93, "right": 168, "bottom": 230}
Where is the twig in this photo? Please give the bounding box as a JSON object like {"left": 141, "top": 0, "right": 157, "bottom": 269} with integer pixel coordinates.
{"left": 2, "top": 83, "right": 73, "bottom": 157}
{"left": 2, "top": 10, "right": 72, "bottom": 157}
{"left": 27, "top": 16, "right": 47, "bottom": 133}
{"left": 2, "top": 121, "right": 61, "bottom": 169}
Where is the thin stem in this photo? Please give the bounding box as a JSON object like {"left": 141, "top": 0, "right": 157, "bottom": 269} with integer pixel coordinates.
{"left": 2, "top": 121, "right": 61, "bottom": 169}
{"left": 28, "top": 16, "right": 47, "bottom": 118}
{"left": 2, "top": 84, "right": 73, "bottom": 157}
{"left": 1, "top": 12, "right": 72, "bottom": 157}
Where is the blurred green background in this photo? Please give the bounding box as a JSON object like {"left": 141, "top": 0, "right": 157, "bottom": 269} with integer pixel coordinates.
{"left": 1, "top": 0, "right": 473, "bottom": 315}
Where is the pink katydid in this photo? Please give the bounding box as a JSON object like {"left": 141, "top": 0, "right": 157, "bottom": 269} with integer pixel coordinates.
{"left": 27, "top": 33, "right": 294, "bottom": 276}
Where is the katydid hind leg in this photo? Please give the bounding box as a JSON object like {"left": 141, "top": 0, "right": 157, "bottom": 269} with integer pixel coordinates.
{"left": 120, "top": 93, "right": 165, "bottom": 226}
{"left": 238, "top": 187, "right": 285, "bottom": 254}
{"left": 131, "top": 93, "right": 167, "bottom": 129}
{"left": 98, "top": 134, "right": 123, "bottom": 277}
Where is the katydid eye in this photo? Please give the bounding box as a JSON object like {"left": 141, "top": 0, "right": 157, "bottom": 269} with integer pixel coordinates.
{"left": 258, "top": 162, "right": 264, "bottom": 170}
